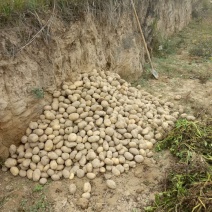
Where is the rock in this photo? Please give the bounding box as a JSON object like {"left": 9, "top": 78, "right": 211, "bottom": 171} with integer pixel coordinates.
{"left": 106, "top": 180, "right": 116, "bottom": 189}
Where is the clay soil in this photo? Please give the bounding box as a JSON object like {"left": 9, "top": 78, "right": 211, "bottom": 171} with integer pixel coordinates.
{"left": 0, "top": 8, "right": 212, "bottom": 212}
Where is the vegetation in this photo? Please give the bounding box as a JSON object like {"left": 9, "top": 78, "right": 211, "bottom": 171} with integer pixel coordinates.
{"left": 31, "top": 88, "right": 44, "bottom": 99}
{"left": 0, "top": 0, "right": 125, "bottom": 25}
{"left": 145, "top": 119, "right": 212, "bottom": 212}
{"left": 33, "top": 184, "right": 44, "bottom": 192}
{"left": 19, "top": 184, "right": 50, "bottom": 212}
{"left": 189, "top": 39, "right": 212, "bottom": 59}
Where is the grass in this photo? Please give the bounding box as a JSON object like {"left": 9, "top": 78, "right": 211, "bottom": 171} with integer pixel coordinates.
{"left": 29, "top": 195, "right": 49, "bottom": 212}
{"left": 0, "top": 196, "right": 7, "bottom": 209}
{"left": 18, "top": 184, "right": 50, "bottom": 212}
{"left": 189, "top": 39, "right": 212, "bottom": 59}
{"left": 0, "top": 0, "right": 126, "bottom": 26}
{"left": 149, "top": 1, "right": 212, "bottom": 81}
{"left": 33, "top": 184, "right": 44, "bottom": 192}
{"left": 145, "top": 119, "right": 212, "bottom": 212}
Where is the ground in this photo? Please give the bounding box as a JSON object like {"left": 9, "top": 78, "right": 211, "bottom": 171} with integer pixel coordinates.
{"left": 0, "top": 7, "right": 212, "bottom": 212}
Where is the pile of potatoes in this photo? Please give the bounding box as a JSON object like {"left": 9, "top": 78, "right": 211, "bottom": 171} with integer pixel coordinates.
{"left": 4, "top": 69, "right": 187, "bottom": 184}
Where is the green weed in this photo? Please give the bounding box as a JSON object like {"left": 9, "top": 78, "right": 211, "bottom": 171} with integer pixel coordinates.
{"left": 155, "top": 119, "right": 212, "bottom": 164}
{"left": 189, "top": 39, "right": 212, "bottom": 59}
{"left": 0, "top": 196, "right": 7, "bottom": 209}
{"left": 145, "top": 119, "right": 212, "bottom": 212}
{"left": 32, "top": 88, "right": 44, "bottom": 99}
{"left": 29, "top": 195, "right": 49, "bottom": 212}
{"left": 33, "top": 184, "right": 44, "bottom": 192}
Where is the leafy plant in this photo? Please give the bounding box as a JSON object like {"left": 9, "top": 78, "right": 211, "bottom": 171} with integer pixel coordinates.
{"left": 155, "top": 119, "right": 212, "bottom": 164}
{"left": 145, "top": 119, "right": 212, "bottom": 212}
{"left": 33, "top": 184, "right": 44, "bottom": 192}
{"left": 32, "top": 88, "right": 44, "bottom": 99}
{"left": 29, "top": 195, "right": 49, "bottom": 212}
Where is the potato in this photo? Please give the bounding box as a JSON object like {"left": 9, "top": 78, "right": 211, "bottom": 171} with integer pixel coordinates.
{"left": 27, "top": 169, "right": 33, "bottom": 179}
{"left": 106, "top": 180, "right": 116, "bottom": 189}
{"left": 50, "top": 160, "right": 58, "bottom": 170}
{"left": 29, "top": 122, "right": 38, "bottom": 130}
{"left": 51, "top": 174, "right": 60, "bottom": 181}
{"left": 10, "top": 167, "right": 19, "bottom": 176}
{"left": 69, "top": 113, "right": 80, "bottom": 121}
{"left": 45, "top": 140, "right": 53, "bottom": 151}
{"left": 6, "top": 70, "right": 188, "bottom": 183}
{"left": 62, "top": 169, "right": 70, "bottom": 179}
{"left": 45, "top": 111, "right": 55, "bottom": 120}
{"left": 28, "top": 134, "right": 39, "bottom": 143}
{"left": 40, "top": 178, "right": 47, "bottom": 185}
{"left": 32, "top": 155, "right": 40, "bottom": 163}
{"left": 69, "top": 184, "right": 77, "bottom": 194}
{"left": 124, "top": 152, "right": 134, "bottom": 161}
{"left": 5, "top": 158, "right": 17, "bottom": 168}
{"left": 9, "top": 145, "right": 17, "bottom": 155}
{"left": 83, "top": 182, "right": 91, "bottom": 193}
{"left": 32, "top": 169, "right": 41, "bottom": 181}
{"left": 86, "top": 173, "right": 96, "bottom": 179}
{"left": 112, "top": 167, "right": 120, "bottom": 176}
{"left": 82, "top": 192, "right": 91, "bottom": 199}
{"left": 76, "top": 169, "right": 85, "bottom": 178}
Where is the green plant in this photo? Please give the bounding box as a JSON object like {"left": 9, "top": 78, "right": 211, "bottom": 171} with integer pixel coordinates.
{"left": 33, "top": 184, "right": 44, "bottom": 192}
{"left": 189, "top": 39, "right": 212, "bottom": 59}
{"left": 146, "top": 119, "right": 212, "bottom": 212}
{"left": 152, "top": 36, "right": 184, "bottom": 58}
{"left": 155, "top": 119, "right": 212, "bottom": 164}
{"left": 32, "top": 88, "right": 44, "bottom": 99}
{"left": 29, "top": 195, "right": 49, "bottom": 212}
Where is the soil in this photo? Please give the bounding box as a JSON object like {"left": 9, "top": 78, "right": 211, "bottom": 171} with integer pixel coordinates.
{"left": 0, "top": 5, "right": 212, "bottom": 212}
